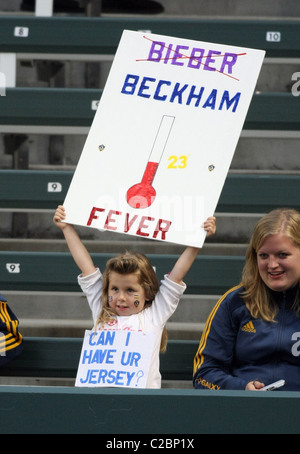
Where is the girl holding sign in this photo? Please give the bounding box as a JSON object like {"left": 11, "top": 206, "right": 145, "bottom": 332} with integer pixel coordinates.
{"left": 53, "top": 205, "right": 216, "bottom": 388}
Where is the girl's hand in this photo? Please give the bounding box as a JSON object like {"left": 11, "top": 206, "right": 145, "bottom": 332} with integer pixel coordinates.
{"left": 53, "top": 205, "right": 68, "bottom": 230}
{"left": 203, "top": 216, "right": 216, "bottom": 237}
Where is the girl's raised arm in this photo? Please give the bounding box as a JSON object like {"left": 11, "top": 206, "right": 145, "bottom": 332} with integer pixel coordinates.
{"left": 168, "top": 216, "right": 216, "bottom": 285}
{"left": 53, "top": 205, "right": 96, "bottom": 277}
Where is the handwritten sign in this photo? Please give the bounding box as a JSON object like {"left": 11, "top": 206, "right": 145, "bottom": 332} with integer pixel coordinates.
{"left": 64, "top": 30, "right": 265, "bottom": 247}
{"left": 75, "top": 330, "right": 155, "bottom": 388}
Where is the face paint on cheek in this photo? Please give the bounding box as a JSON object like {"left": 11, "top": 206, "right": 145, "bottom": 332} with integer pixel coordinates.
{"left": 108, "top": 295, "right": 113, "bottom": 305}
{"left": 134, "top": 294, "right": 139, "bottom": 307}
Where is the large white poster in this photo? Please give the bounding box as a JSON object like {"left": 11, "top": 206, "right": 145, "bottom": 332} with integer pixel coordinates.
{"left": 64, "top": 30, "right": 265, "bottom": 247}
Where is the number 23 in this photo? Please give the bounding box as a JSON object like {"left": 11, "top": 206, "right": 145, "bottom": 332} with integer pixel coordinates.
{"left": 167, "top": 155, "right": 188, "bottom": 169}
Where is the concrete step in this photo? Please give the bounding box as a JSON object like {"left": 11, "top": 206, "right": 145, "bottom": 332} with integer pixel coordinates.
{"left": 2, "top": 131, "right": 299, "bottom": 173}
{"left": 14, "top": 54, "right": 299, "bottom": 93}
{"left": 160, "top": 0, "right": 300, "bottom": 17}
{"left": 18, "top": 318, "right": 205, "bottom": 340}
{"left": 2, "top": 0, "right": 300, "bottom": 17}
{"left": 0, "top": 237, "right": 248, "bottom": 255}
{"left": 6, "top": 291, "right": 216, "bottom": 340}
{"left": 34, "top": 135, "right": 300, "bottom": 170}
{"left": 231, "top": 137, "right": 300, "bottom": 171}
{"left": 7, "top": 292, "right": 218, "bottom": 323}
{"left": 5, "top": 291, "right": 92, "bottom": 322}
{"left": 18, "top": 318, "right": 91, "bottom": 338}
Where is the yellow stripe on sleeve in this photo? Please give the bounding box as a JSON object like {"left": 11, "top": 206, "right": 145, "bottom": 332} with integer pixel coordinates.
{"left": 193, "top": 285, "right": 241, "bottom": 374}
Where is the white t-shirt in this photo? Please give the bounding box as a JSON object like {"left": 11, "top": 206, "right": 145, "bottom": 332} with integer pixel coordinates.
{"left": 78, "top": 268, "right": 186, "bottom": 388}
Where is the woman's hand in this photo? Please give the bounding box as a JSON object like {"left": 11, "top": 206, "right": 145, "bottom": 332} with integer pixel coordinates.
{"left": 245, "top": 380, "right": 265, "bottom": 391}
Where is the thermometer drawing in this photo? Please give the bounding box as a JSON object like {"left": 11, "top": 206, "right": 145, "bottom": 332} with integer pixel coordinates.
{"left": 126, "top": 115, "right": 175, "bottom": 209}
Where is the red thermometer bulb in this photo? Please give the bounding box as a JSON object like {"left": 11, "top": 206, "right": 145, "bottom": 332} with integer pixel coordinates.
{"left": 126, "top": 115, "right": 175, "bottom": 209}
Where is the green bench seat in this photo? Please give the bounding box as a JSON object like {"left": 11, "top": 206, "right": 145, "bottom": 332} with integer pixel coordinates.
{"left": 0, "top": 251, "right": 244, "bottom": 295}
{"left": 0, "top": 381, "right": 299, "bottom": 434}
{"left": 0, "top": 16, "right": 299, "bottom": 58}
{"left": 1, "top": 89, "right": 299, "bottom": 131}
{"left": 0, "top": 336, "right": 299, "bottom": 434}
{"left": 1, "top": 169, "right": 299, "bottom": 213}
{"left": 0, "top": 337, "right": 198, "bottom": 382}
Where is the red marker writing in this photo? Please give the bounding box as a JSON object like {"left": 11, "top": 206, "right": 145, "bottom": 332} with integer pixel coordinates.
{"left": 126, "top": 115, "right": 175, "bottom": 209}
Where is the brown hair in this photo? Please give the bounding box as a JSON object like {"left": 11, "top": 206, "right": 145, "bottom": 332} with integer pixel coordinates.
{"left": 241, "top": 208, "right": 300, "bottom": 321}
{"left": 96, "top": 251, "right": 168, "bottom": 351}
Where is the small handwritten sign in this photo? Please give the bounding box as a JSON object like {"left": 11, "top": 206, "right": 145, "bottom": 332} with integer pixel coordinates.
{"left": 75, "top": 330, "right": 155, "bottom": 388}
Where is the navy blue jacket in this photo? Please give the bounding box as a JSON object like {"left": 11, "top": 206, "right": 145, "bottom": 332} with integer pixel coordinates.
{"left": 193, "top": 285, "right": 300, "bottom": 391}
